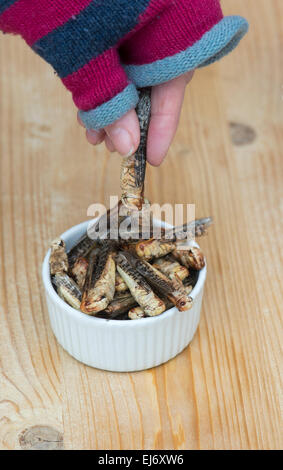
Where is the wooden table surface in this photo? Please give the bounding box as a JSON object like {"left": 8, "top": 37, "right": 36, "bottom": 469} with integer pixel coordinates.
{"left": 0, "top": 0, "right": 282, "bottom": 450}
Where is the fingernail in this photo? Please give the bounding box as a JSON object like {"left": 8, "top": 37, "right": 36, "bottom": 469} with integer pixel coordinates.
{"left": 86, "top": 128, "right": 104, "bottom": 145}
{"left": 110, "top": 127, "right": 134, "bottom": 156}
{"left": 87, "top": 129, "right": 99, "bottom": 137}
{"left": 123, "top": 146, "right": 134, "bottom": 158}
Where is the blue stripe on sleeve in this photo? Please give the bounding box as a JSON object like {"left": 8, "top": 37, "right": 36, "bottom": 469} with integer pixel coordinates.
{"left": 79, "top": 83, "right": 139, "bottom": 130}
{"left": 124, "top": 16, "right": 249, "bottom": 87}
{"left": 32, "top": 0, "right": 151, "bottom": 78}
{"left": 0, "top": 0, "right": 19, "bottom": 15}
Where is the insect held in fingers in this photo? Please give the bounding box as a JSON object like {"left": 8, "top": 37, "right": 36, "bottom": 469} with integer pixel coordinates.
{"left": 120, "top": 88, "right": 151, "bottom": 211}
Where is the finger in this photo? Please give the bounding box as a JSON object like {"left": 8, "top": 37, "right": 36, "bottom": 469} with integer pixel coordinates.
{"left": 105, "top": 135, "right": 116, "bottom": 153}
{"left": 86, "top": 128, "right": 106, "bottom": 145}
{"left": 105, "top": 108, "right": 140, "bottom": 157}
{"left": 147, "top": 71, "right": 194, "bottom": 166}
{"left": 184, "top": 70, "right": 194, "bottom": 85}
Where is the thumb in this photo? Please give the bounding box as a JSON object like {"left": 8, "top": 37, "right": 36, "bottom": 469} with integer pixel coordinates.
{"left": 104, "top": 109, "right": 140, "bottom": 157}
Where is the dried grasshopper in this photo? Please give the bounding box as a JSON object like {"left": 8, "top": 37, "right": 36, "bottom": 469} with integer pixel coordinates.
{"left": 173, "top": 245, "right": 205, "bottom": 270}
{"left": 128, "top": 306, "right": 145, "bottom": 320}
{"left": 153, "top": 257, "right": 189, "bottom": 281}
{"left": 121, "top": 217, "right": 212, "bottom": 243}
{"left": 71, "top": 257, "right": 89, "bottom": 289}
{"left": 162, "top": 217, "right": 213, "bottom": 241}
{"left": 49, "top": 238, "right": 69, "bottom": 275}
{"left": 53, "top": 273, "right": 82, "bottom": 310}
{"left": 68, "top": 234, "right": 96, "bottom": 267}
{"left": 88, "top": 200, "right": 126, "bottom": 240}
{"left": 135, "top": 238, "right": 176, "bottom": 261}
{"left": 50, "top": 238, "right": 82, "bottom": 309}
{"left": 115, "top": 272, "right": 129, "bottom": 293}
{"left": 120, "top": 88, "right": 151, "bottom": 210}
{"left": 116, "top": 252, "right": 165, "bottom": 316}
{"left": 129, "top": 254, "right": 193, "bottom": 312}
{"left": 80, "top": 242, "right": 116, "bottom": 314}
{"left": 103, "top": 292, "right": 137, "bottom": 318}
{"left": 128, "top": 285, "right": 193, "bottom": 319}
{"left": 67, "top": 233, "right": 98, "bottom": 289}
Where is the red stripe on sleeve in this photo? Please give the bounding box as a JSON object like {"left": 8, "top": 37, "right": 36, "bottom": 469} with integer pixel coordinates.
{"left": 62, "top": 48, "right": 129, "bottom": 111}
{"left": 0, "top": 0, "right": 93, "bottom": 45}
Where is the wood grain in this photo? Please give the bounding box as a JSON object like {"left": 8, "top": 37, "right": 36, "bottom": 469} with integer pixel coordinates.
{"left": 0, "top": 0, "right": 282, "bottom": 450}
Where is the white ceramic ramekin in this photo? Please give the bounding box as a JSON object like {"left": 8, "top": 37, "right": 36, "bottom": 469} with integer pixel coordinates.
{"left": 42, "top": 219, "right": 206, "bottom": 372}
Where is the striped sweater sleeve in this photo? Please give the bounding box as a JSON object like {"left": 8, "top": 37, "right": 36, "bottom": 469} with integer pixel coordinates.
{"left": 0, "top": 1, "right": 248, "bottom": 130}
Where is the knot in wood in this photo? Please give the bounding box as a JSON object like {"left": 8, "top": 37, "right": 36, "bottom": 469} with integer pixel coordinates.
{"left": 19, "top": 425, "right": 63, "bottom": 450}
{"left": 229, "top": 122, "right": 256, "bottom": 146}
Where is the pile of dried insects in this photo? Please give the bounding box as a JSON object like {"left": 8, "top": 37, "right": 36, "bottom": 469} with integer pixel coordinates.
{"left": 49, "top": 88, "right": 213, "bottom": 320}
{"left": 49, "top": 217, "right": 212, "bottom": 320}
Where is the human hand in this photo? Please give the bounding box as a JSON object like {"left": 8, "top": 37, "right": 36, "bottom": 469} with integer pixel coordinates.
{"left": 78, "top": 71, "right": 194, "bottom": 167}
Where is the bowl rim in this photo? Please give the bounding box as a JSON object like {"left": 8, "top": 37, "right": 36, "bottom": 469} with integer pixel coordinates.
{"left": 42, "top": 219, "right": 207, "bottom": 327}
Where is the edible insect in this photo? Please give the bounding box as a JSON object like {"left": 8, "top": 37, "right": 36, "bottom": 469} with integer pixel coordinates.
{"left": 67, "top": 234, "right": 96, "bottom": 267}
{"left": 104, "top": 292, "right": 137, "bottom": 318}
{"left": 88, "top": 200, "right": 126, "bottom": 240}
{"left": 153, "top": 257, "right": 189, "bottom": 281}
{"left": 116, "top": 252, "right": 165, "bottom": 316}
{"left": 115, "top": 272, "right": 129, "bottom": 293}
{"left": 71, "top": 257, "right": 89, "bottom": 289}
{"left": 50, "top": 214, "right": 211, "bottom": 318}
{"left": 49, "top": 238, "right": 69, "bottom": 275}
{"left": 80, "top": 242, "right": 116, "bottom": 314}
{"left": 118, "top": 217, "right": 212, "bottom": 243}
{"left": 120, "top": 88, "right": 151, "bottom": 210}
{"left": 135, "top": 238, "right": 176, "bottom": 261}
{"left": 173, "top": 245, "right": 205, "bottom": 270}
{"left": 128, "top": 284, "right": 192, "bottom": 319}
{"left": 129, "top": 254, "right": 193, "bottom": 312}
{"left": 162, "top": 217, "right": 213, "bottom": 241}
{"left": 128, "top": 307, "right": 145, "bottom": 320}
{"left": 52, "top": 273, "right": 82, "bottom": 310}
